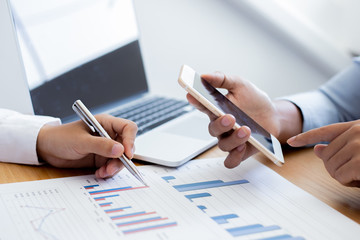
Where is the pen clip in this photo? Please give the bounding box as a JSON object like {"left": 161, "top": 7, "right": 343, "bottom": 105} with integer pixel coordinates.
{"left": 72, "top": 101, "right": 96, "bottom": 133}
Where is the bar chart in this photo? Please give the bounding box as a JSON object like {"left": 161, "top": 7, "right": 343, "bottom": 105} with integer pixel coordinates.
{"left": 1, "top": 158, "right": 359, "bottom": 239}
{"left": 84, "top": 184, "right": 178, "bottom": 235}
{"left": 172, "top": 179, "right": 249, "bottom": 192}
{"left": 69, "top": 170, "right": 227, "bottom": 239}
{"left": 0, "top": 170, "right": 226, "bottom": 240}
{"left": 158, "top": 164, "right": 306, "bottom": 240}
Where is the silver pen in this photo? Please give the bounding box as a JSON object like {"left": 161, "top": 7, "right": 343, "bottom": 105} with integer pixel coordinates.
{"left": 72, "top": 99, "right": 147, "bottom": 186}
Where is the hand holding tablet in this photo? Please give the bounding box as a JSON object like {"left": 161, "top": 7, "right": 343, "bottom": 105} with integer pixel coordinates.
{"left": 178, "top": 65, "right": 284, "bottom": 166}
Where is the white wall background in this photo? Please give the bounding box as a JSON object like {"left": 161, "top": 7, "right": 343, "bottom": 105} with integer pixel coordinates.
{"left": 276, "top": 0, "right": 360, "bottom": 55}
{"left": 1, "top": 0, "right": 358, "bottom": 113}
{"left": 133, "top": 0, "right": 355, "bottom": 100}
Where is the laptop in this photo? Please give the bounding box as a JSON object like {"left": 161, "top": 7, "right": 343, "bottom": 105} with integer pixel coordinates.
{"left": 8, "top": 0, "right": 216, "bottom": 167}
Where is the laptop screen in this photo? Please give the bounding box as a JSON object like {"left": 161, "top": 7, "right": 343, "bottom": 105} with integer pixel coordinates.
{"left": 9, "top": 0, "right": 148, "bottom": 122}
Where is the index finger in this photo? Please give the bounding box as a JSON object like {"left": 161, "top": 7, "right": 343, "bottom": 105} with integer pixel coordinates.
{"left": 287, "top": 122, "right": 353, "bottom": 147}
{"left": 186, "top": 93, "right": 218, "bottom": 121}
{"left": 97, "top": 114, "right": 138, "bottom": 158}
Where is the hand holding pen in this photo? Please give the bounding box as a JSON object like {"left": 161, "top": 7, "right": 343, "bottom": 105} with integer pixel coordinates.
{"left": 36, "top": 112, "right": 137, "bottom": 179}
{"left": 73, "top": 100, "right": 147, "bottom": 185}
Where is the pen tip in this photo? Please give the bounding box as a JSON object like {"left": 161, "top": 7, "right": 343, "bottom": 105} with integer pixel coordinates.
{"left": 136, "top": 175, "right": 148, "bottom": 186}
{"left": 141, "top": 179, "right": 149, "bottom": 187}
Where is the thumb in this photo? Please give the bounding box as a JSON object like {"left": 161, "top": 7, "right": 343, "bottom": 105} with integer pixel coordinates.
{"left": 201, "top": 72, "right": 238, "bottom": 91}
{"left": 84, "top": 136, "right": 124, "bottom": 158}
{"left": 313, "top": 144, "right": 327, "bottom": 159}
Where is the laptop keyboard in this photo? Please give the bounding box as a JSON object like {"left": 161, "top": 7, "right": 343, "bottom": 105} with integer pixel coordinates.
{"left": 111, "top": 97, "right": 194, "bottom": 136}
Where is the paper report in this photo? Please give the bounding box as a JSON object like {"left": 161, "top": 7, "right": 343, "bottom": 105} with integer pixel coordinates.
{"left": 0, "top": 158, "right": 359, "bottom": 240}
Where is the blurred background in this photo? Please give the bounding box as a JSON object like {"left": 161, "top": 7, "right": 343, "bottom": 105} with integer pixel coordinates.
{"left": 1, "top": 0, "right": 360, "bottom": 113}
{"left": 134, "top": 0, "right": 359, "bottom": 99}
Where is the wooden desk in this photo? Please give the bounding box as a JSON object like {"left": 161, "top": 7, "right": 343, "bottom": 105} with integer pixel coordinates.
{"left": 1, "top": 146, "right": 359, "bottom": 224}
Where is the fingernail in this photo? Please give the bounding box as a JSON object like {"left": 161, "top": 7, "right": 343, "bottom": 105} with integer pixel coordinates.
{"left": 221, "top": 116, "right": 231, "bottom": 126}
{"left": 131, "top": 146, "right": 135, "bottom": 158}
{"left": 111, "top": 143, "right": 122, "bottom": 156}
{"left": 214, "top": 71, "right": 223, "bottom": 78}
{"left": 237, "top": 128, "right": 247, "bottom": 138}
{"left": 221, "top": 115, "right": 234, "bottom": 127}
{"left": 110, "top": 167, "right": 119, "bottom": 176}
{"left": 237, "top": 144, "right": 245, "bottom": 152}
{"left": 287, "top": 136, "right": 296, "bottom": 145}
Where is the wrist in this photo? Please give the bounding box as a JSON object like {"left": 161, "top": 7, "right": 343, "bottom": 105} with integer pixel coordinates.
{"left": 36, "top": 124, "right": 54, "bottom": 163}
{"left": 274, "top": 100, "right": 303, "bottom": 143}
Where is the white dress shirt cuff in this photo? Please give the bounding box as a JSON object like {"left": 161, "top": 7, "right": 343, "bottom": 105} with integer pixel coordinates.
{"left": 0, "top": 109, "right": 61, "bottom": 165}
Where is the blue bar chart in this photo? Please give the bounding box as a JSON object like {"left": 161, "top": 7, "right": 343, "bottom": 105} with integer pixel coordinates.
{"left": 161, "top": 172, "right": 305, "bottom": 239}
{"left": 226, "top": 224, "right": 281, "bottom": 237}
{"left": 172, "top": 179, "right": 249, "bottom": 192}
{"left": 211, "top": 214, "right": 239, "bottom": 224}
{"left": 185, "top": 192, "right": 212, "bottom": 201}
{"left": 198, "top": 205, "right": 207, "bottom": 212}
{"left": 161, "top": 176, "right": 176, "bottom": 183}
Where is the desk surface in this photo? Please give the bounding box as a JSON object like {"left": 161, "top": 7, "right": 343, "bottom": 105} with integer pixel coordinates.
{"left": 1, "top": 146, "right": 359, "bottom": 224}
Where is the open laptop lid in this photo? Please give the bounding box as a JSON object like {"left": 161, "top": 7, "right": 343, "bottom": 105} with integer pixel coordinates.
{"left": 0, "top": 0, "right": 33, "bottom": 114}
{"left": 9, "top": 0, "right": 148, "bottom": 122}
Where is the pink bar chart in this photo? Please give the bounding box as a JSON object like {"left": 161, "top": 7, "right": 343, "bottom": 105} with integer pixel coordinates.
{"left": 84, "top": 184, "right": 177, "bottom": 235}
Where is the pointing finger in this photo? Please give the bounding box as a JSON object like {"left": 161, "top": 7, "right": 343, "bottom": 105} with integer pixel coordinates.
{"left": 287, "top": 122, "right": 353, "bottom": 147}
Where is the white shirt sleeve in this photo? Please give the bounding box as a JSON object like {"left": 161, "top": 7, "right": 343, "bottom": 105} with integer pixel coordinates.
{"left": 0, "top": 109, "right": 61, "bottom": 165}
{"left": 283, "top": 58, "right": 360, "bottom": 132}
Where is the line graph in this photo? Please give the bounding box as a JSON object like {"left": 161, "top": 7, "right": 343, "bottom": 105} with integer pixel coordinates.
{"left": 2, "top": 188, "right": 89, "bottom": 239}
{"left": 21, "top": 205, "right": 65, "bottom": 240}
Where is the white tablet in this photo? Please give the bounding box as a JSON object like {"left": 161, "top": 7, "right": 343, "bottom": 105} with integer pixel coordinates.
{"left": 178, "top": 65, "right": 284, "bottom": 166}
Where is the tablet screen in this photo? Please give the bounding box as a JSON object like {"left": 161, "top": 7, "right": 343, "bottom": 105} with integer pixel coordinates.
{"left": 193, "top": 73, "right": 275, "bottom": 153}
